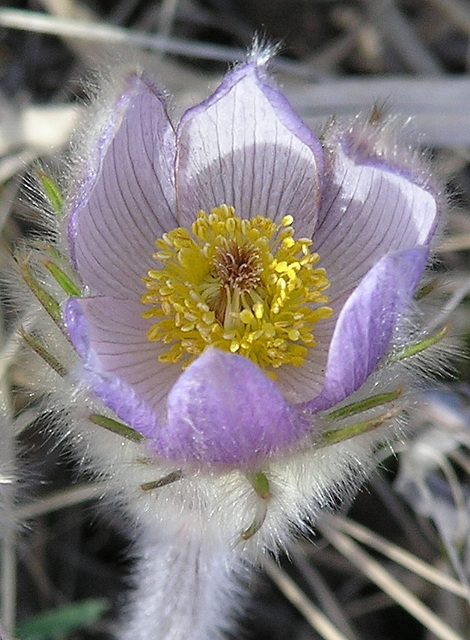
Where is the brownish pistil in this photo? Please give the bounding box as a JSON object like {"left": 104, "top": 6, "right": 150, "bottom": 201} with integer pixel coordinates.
{"left": 209, "top": 239, "right": 262, "bottom": 324}
{"left": 142, "top": 204, "right": 333, "bottom": 370}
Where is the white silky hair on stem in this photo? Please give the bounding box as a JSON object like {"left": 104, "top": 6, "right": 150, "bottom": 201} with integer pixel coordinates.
{"left": 117, "top": 528, "right": 247, "bottom": 640}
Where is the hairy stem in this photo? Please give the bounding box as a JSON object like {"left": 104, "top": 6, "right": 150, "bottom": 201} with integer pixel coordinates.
{"left": 117, "top": 528, "right": 247, "bottom": 640}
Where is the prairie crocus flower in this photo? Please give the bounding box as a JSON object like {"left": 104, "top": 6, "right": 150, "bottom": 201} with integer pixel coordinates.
{"left": 20, "top": 56, "right": 443, "bottom": 640}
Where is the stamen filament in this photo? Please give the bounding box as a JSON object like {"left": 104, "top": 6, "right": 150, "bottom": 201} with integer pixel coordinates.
{"left": 142, "top": 205, "right": 332, "bottom": 371}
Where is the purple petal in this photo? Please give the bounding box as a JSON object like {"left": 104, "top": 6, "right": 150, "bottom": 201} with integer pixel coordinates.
{"left": 176, "top": 63, "right": 323, "bottom": 236}
{"left": 69, "top": 73, "right": 177, "bottom": 299}
{"left": 315, "top": 134, "right": 438, "bottom": 303}
{"left": 275, "top": 333, "right": 332, "bottom": 405}
{"left": 64, "top": 297, "right": 178, "bottom": 437}
{"left": 306, "top": 246, "right": 428, "bottom": 413}
{"left": 153, "top": 348, "right": 307, "bottom": 466}
{"left": 282, "top": 136, "right": 438, "bottom": 406}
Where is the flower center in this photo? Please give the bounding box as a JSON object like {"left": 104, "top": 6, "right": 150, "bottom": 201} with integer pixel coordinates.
{"left": 141, "top": 205, "right": 332, "bottom": 371}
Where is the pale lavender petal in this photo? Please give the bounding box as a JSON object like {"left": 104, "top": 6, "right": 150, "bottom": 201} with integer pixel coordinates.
{"left": 176, "top": 63, "right": 323, "bottom": 236}
{"left": 278, "top": 137, "right": 438, "bottom": 405}
{"left": 275, "top": 333, "right": 332, "bottom": 405}
{"left": 306, "top": 246, "right": 428, "bottom": 413}
{"left": 154, "top": 348, "right": 307, "bottom": 466}
{"left": 315, "top": 135, "right": 438, "bottom": 302}
{"left": 64, "top": 297, "right": 179, "bottom": 435}
{"left": 69, "top": 73, "right": 177, "bottom": 299}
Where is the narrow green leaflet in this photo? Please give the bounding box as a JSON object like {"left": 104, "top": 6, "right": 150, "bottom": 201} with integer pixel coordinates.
{"left": 389, "top": 325, "right": 448, "bottom": 363}
{"left": 43, "top": 260, "right": 82, "bottom": 297}
{"left": 36, "top": 170, "right": 64, "bottom": 214}
{"left": 20, "top": 329, "right": 67, "bottom": 377}
{"left": 320, "top": 408, "right": 400, "bottom": 447}
{"left": 240, "top": 472, "right": 271, "bottom": 539}
{"left": 16, "top": 598, "right": 109, "bottom": 640}
{"left": 247, "top": 471, "right": 271, "bottom": 499}
{"left": 414, "top": 277, "right": 438, "bottom": 301}
{"left": 140, "top": 470, "right": 183, "bottom": 491}
{"left": 19, "top": 256, "right": 62, "bottom": 325}
{"left": 326, "top": 387, "right": 402, "bottom": 421}
{"left": 241, "top": 508, "right": 267, "bottom": 540}
{"left": 89, "top": 413, "right": 145, "bottom": 443}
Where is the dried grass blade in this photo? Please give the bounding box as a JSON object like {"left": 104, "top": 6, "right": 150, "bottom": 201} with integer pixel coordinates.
{"left": 263, "top": 557, "right": 351, "bottom": 640}
{"left": 320, "top": 522, "right": 465, "bottom": 640}
{"left": 324, "top": 514, "right": 468, "bottom": 598}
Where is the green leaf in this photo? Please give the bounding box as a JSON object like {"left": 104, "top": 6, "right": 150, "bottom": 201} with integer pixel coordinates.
{"left": 241, "top": 507, "right": 267, "bottom": 540}
{"left": 36, "top": 170, "right": 64, "bottom": 214}
{"left": 414, "top": 277, "right": 438, "bottom": 300}
{"left": 247, "top": 471, "right": 271, "bottom": 499}
{"left": 19, "top": 256, "right": 62, "bottom": 325}
{"left": 89, "top": 413, "right": 145, "bottom": 443}
{"left": 16, "top": 598, "right": 109, "bottom": 640}
{"left": 20, "top": 328, "right": 67, "bottom": 377}
{"left": 43, "top": 260, "right": 82, "bottom": 297}
{"left": 140, "top": 470, "right": 183, "bottom": 491}
{"left": 240, "top": 472, "right": 271, "bottom": 540}
{"left": 320, "top": 408, "right": 400, "bottom": 447}
{"left": 389, "top": 325, "right": 448, "bottom": 363}
{"left": 326, "top": 387, "right": 402, "bottom": 421}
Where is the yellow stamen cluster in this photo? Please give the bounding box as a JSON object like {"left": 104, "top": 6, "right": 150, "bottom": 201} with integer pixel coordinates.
{"left": 141, "top": 205, "right": 332, "bottom": 371}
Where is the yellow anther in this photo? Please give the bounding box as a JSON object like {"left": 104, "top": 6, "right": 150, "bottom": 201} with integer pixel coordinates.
{"left": 240, "top": 309, "right": 254, "bottom": 324}
{"left": 288, "top": 329, "right": 300, "bottom": 341}
{"left": 230, "top": 339, "right": 240, "bottom": 353}
{"left": 202, "top": 310, "right": 215, "bottom": 324}
{"left": 275, "top": 261, "right": 288, "bottom": 273}
{"left": 141, "top": 205, "right": 332, "bottom": 371}
{"left": 253, "top": 302, "right": 264, "bottom": 319}
{"left": 282, "top": 236, "right": 295, "bottom": 249}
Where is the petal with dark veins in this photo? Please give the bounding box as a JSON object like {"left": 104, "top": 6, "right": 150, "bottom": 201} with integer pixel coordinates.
{"left": 69, "top": 74, "right": 177, "bottom": 299}
{"left": 176, "top": 64, "right": 323, "bottom": 237}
